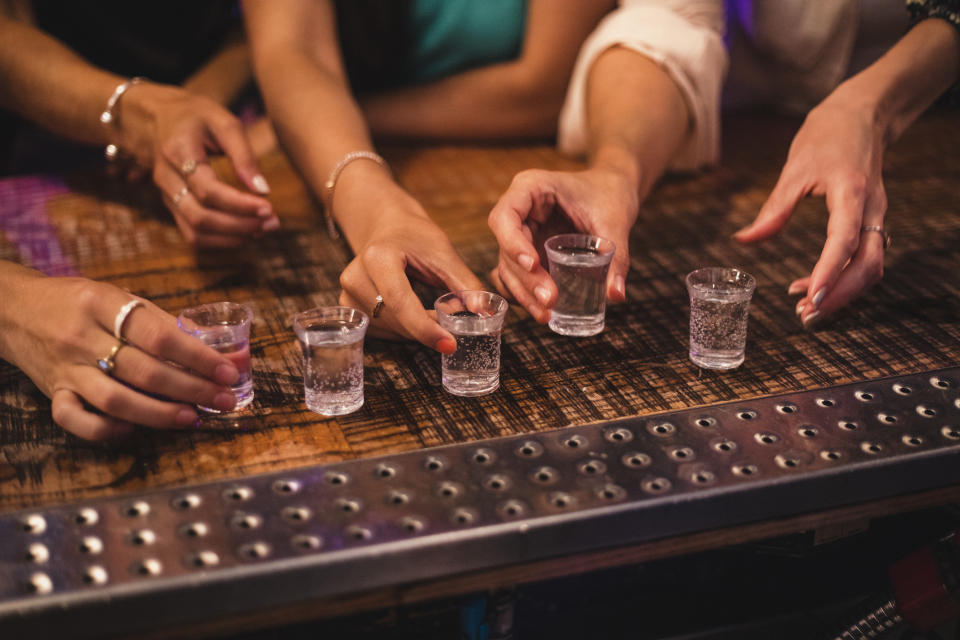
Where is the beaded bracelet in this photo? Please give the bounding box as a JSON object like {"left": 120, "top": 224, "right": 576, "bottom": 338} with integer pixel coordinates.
{"left": 323, "top": 151, "right": 388, "bottom": 239}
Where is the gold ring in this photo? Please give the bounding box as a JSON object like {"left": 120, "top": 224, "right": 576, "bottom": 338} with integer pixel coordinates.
{"left": 172, "top": 186, "right": 189, "bottom": 207}
{"left": 372, "top": 295, "right": 385, "bottom": 319}
{"left": 181, "top": 159, "right": 198, "bottom": 177}
{"left": 861, "top": 225, "right": 891, "bottom": 249}
{"left": 96, "top": 342, "right": 123, "bottom": 376}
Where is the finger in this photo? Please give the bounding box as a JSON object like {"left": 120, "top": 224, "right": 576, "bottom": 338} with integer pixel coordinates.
{"left": 186, "top": 163, "right": 274, "bottom": 221}
{"left": 804, "top": 181, "right": 867, "bottom": 311}
{"left": 810, "top": 232, "right": 885, "bottom": 319}
{"left": 488, "top": 178, "right": 548, "bottom": 273}
{"left": 75, "top": 371, "right": 200, "bottom": 429}
{"left": 155, "top": 163, "right": 262, "bottom": 237}
{"left": 496, "top": 259, "right": 549, "bottom": 324}
{"left": 439, "top": 251, "right": 486, "bottom": 294}
{"left": 592, "top": 225, "right": 629, "bottom": 302}
{"left": 733, "top": 174, "right": 805, "bottom": 243}
{"left": 339, "top": 290, "right": 405, "bottom": 341}
{"left": 51, "top": 388, "right": 133, "bottom": 441}
{"left": 96, "top": 297, "right": 240, "bottom": 386}
{"left": 499, "top": 252, "right": 556, "bottom": 311}
{"left": 787, "top": 276, "right": 811, "bottom": 296}
{"left": 362, "top": 247, "right": 456, "bottom": 353}
{"left": 206, "top": 114, "right": 271, "bottom": 195}
{"left": 489, "top": 267, "right": 515, "bottom": 302}
{"left": 113, "top": 343, "right": 236, "bottom": 412}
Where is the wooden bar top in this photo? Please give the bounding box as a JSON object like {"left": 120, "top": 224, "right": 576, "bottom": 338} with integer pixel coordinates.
{"left": 1, "top": 112, "right": 958, "bottom": 516}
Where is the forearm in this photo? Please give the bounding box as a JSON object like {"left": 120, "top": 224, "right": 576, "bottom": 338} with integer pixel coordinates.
{"left": 361, "top": 62, "right": 562, "bottom": 140}
{"left": 0, "top": 17, "right": 124, "bottom": 144}
{"left": 182, "top": 28, "right": 252, "bottom": 106}
{"left": 834, "top": 18, "right": 960, "bottom": 144}
{"left": 586, "top": 46, "right": 690, "bottom": 202}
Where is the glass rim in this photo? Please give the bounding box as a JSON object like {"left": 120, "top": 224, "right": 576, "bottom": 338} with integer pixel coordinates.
{"left": 292, "top": 305, "right": 370, "bottom": 331}
{"left": 544, "top": 233, "right": 616, "bottom": 258}
{"left": 434, "top": 290, "right": 509, "bottom": 318}
{"left": 177, "top": 301, "right": 253, "bottom": 327}
{"left": 685, "top": 267, "right": 756, "bottom": 294}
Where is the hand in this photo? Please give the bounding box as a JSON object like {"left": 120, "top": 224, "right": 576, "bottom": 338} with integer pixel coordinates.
{"left": 487, "top": 167, "right": 638, "bottom": 323}
{"left": 734, "top": 95, "right": 888, "bottom": 327}
{"left": 119, "top": 83, "right": 278, "bottom": 248}
{"left": 3, "top": 276, "right": 241, "bottom": 441}
{"left": 337, "top": 206, "right": 485, "bottom": 353}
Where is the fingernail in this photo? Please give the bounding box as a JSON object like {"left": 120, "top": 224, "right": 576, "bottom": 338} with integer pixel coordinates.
{"left": 435, "top": 337, "right": 457, "bottom": 354}
{"left": 534, "top": 286, "right": 551, "bottom": 306}
{"left": 214, "top": 363, "right": 239, "bottom": 385}
{"left": 795, "top": 303, "right": 805, "bottom": 317}
{"left": 518, "top": 254, "right": 535, "bottom": 271}
{"left": 787, "top": 283, "right": 805, "bottom": 296}
{"left": 176, "top": 408, "right": 199, "bottom": 427}
{"left": 252, "top": 175, "right": 270, "bottom": 195}
{"left": 256, "top": 206, "right": 273, "bottom": 218}
{"left": 261, "top": 217, "right": 280, "bottom": 231}
{"left": 614, "top": 276, "right": 626, "bottom": 299}
{"left": 811, "top": 289, "right": 826, "bottom": 308}
{"left": 802, "top": 310, "right": 822, "bottom": 329}
{"left": 213, "top": 392, "right": 237, "bottom": 411}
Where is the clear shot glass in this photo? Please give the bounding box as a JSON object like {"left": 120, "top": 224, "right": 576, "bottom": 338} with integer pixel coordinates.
{"left": 685, "top": 267, "right": 756, "bottom": 370}
{"left": 178, "top": 302, "right": 255, "bottom": 412}
{"left": 544, "top": 233, "right": 616, "bottom": 337}
{"left": 292, "top": 307, "right": 369, "bottom": 416}
{"left": 435, "top": 291, "right": 508, "bottom": 397}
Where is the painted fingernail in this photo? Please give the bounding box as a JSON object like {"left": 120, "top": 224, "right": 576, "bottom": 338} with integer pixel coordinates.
{"left": 811, "top": 289, "right": 826, "bottom": 308}
{"left": 252, "top": 175, "right": 270, "bottom": 195}
{"left": 795, "top": 303, "right": 805, "bottom": 317}
{"left": 787, "top": 283, "right": 806, "bottom": 296}
{"left": 261, "top": 217, "right": 280, "bottom": 231}
{"left": 534, "top": 286, "right": 551, "bottom": 306}
{"left": 213, "top": 392, "right": 237, "bottom": 411}
{"left": 517, "top": 254, "right": 535, "bottom": 271}
{"left": 435, "top": 337, "right": 457, "bottom": 354}
{"left": 802, "top": 310, "right": 822, "bottom": 329}
{"left": 176, "top": 408, "right": 199, "bottom": 427}
{"left": 614, "top": 276, "right": 626, "bottom": 299}
{"left": 256, "top": 206, "right": 273, "bottom": 218}
{"left": 214, "top": 363, "right": 239, "bottom": 385}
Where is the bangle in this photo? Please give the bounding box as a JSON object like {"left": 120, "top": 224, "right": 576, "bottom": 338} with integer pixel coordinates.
{"left": 323, "top": 151, "right": 387, "bottom": 239}
{"left": 100, "top": 77, "right": 144, "bottom": 125}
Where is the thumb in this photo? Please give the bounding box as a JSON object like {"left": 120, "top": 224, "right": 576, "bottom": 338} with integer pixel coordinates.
{"left": 734, "top": 177, "right": 804, "bottom": 244}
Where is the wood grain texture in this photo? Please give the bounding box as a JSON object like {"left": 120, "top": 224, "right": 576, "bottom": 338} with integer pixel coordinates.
{"left": 1, "top": 112, "right": 958, "bottom": 515}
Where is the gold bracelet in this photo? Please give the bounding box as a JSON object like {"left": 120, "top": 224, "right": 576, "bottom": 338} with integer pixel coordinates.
{"left": 323, "top": 151, "right": 387, "bottom": 239}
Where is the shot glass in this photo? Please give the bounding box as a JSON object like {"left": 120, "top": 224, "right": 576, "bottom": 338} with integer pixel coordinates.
{"left": 178, "top": 302, "right": 254, "bottom": 412}
{"left": 685, "top": 267, "right": 756, "bottom": 370}
{"left": 435, "top": 291, "right": 508, "bottom": 397}
{"left": 292, "top": 307, "right": 369, "bottom": 416}
{"left": 544, "top": 233, "right": 616, "bottom": 337}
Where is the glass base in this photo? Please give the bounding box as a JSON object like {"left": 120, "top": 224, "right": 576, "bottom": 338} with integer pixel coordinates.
{"left": 199, "top": 385, "right": 254, "bottom": 414}
{"left": 549, "top": 312, "right": 604, "bottom": 337}
{"left": 689, "top": 349, "right": 745, "bottom": 370}
{"left": 306, "top": 390, "right": 364, "bottom": 416}
{"left": 442, "top": 371, "right": 499, "bottom": 397}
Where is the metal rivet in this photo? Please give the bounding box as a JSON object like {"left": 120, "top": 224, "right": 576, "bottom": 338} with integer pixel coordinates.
{"left": 578, "top": 460, "right": 608, "bottom": 476}
{"left": 562, "top": 435, "right": 587, "bottom": 449}
{"left": 423, "top": 456, "right": 445, "bottom": 472}
{"left": 28, "top": 572, "right": 53, "bottom": 594}
{"left": 855, "top": 391, "right": 875, "bottom": 402}
{"left": 893, "top": 383, "right": 913, "bottom": 396}
{"left": 941, "top": 426, "right": 960, "bottom": 440}
{"left": 335, "top": 498, "right": 361, "bottom": 514}
{"left": 816, "top": 398, "right": 836, "bottom": 408}
{"left": 642, "top": 478, "right": 671, "bottom": 494}
{"left": 129, "top": 529, "right": 156, "bottom": 546}
{"left": 239, "top": 542, "right": 271, "bottom": 560}
{"left": 79, "top": 536, "right": 103, "bottom": 555}
{"left": 775, "top": 455, "right": 802, "bottom": 469}
{"left": 669, "top": 447, "right": 695, "bottom": 461}
{"left": 821, "top": 450, "right": 843, "bottom": 462}
{"left": 622, "top": 452, "right": 652, "bottom": 468}
{"left": 516, "top": 441, "right": 543, "bottom": 458}
{"left": 777, "top": 404, "right": 798, "bottom": 414}
{"left": 798, "top": 426, "right": 818, "bottom": 438}
{"left": 903, "top": 435, "right": 924, "bottom": 447}
{"left": 325, "top": 471, "right": 350, "bottom": 486}
{"left": 386, "top": 490, "right": 411, "bottom": 506}
{"left": 26, "top": 543, "right": 49, "bottom": 564}
{"left": 135, "top": 559, "right": 162, "bottom": 577}
{"left": 755, "top": 432, "right": 780, "bottom": 445}
{"left": 549, "top": 492, "right": 575, "bottom": 509}
{"left": 374, "top": 464, "right": 397, "bottom": 479}
{"left": 694, "top": 417, "right": 716, "bottom": 429}
{"left": 399, "top": 516, "right": 426, "bottom": 534}
{"left": 171, "top": 494, "right": 201, "bottom": 510}
{"left": 648, "top": 422, "right": 676, "bottom": 436}
{"left": 595, "top": 484, "right": 625, "bottom": 501}
{"left": 74, "top": 508, "right": 99, "bottom": 526}
{"left": 223, "top": 486, "right": 253, "bottom": 502}
{"left": 292, "top": 534, "right": 322, "bottom": 552}
{"left": 862, "top": 442, "right": 883, "bottom": 455}
{"left": 471, "top": 448, "right": 496, "bottom": 465}
{"left": 282, "top": 506, "right": 312, "bottom": 523}
{"left": 189, "top": 551, "right": 220, "bottom": 568}
{"left": 916, "top": 405, "right": 938, "bottom": 418}
{"left": 531, "top": 466, "right": 559, "bottom": 485}
{"left": 713, "top": 440, "right": 737, "bottom": 454}
{"left": 230, "top": 512, "right": 263, "bottom": 530}
{"left": 737, "top": 410, "right": 758, "bottom": 420}
{"left": 437, "top": 482, "right": 462, "bottom": 499}
{"left": 878, "top": 413, "right": 899, "bottom": 424}
{"left": 604, "top": 427, "right": 634, "bottom": 443}
{"left": 930, "top": 376, "right": 952, "bottom": 389}
{"left": 838, "top": 420, "right": 859, "bottom": 431}
{"left": 272, "top": 479, "right": 301, "bottom": 495}
{"left": 123, "top": 501, "right": 150, "bottom": 518}
{"left": 484, "top": 474, "right": 511, "bottom": 492}
{"left": 691, "top": 470, "right": 716, "bottom": 485}
{"left": 347, "top": 526, "right": 373, "bottom": 542}
{"left": 732, "top": 464, "right": 759, "bottom": 477}
{"left": 83, "top": 565, "right": 108, "bottom": 586}
{"left": 180, "top": 522, "right": 208, "bottom": 538}
{"left": 498, "top": 500, "right": 528, "bottom": 519}
{"left": 451, "top": 508, "right": 476, "bottom": 526}
{"left": 21, "top": 514, "right": 46, "bottom": 535}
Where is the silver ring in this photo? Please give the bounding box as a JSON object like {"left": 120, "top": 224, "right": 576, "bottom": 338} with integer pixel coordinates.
{"left": 172, "top": 186, "right": 189, "bottom": 207}
{"left": 861, "top": 225, "right": 891, "bottom": 249}
{"left": 96, "top": 342, "right": 123, "bottom": 376}
{"left": 181, "top": 158, "right": 198, "bottom": 177}
{"left": 114, "top": 299, "right": 144, "bottom": 341}
{"left": 372, "top": 295, "right": 385, "bottom": 319}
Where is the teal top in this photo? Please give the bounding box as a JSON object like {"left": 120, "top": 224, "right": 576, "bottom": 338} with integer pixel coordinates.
{"left": 407, "top": 0, "right": 527, "bottom": 83}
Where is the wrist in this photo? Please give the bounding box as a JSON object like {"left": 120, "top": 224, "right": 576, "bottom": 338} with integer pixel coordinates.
{"left": 330, "top": 164, "right": 424, "bottom": 249}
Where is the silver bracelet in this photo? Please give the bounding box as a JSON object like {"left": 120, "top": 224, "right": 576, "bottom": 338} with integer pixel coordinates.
{"left": 323, "top": 151, "right": 388, "bottom": 239}
{"left": 100, "top": 77, "right": 143, "bottom": 163}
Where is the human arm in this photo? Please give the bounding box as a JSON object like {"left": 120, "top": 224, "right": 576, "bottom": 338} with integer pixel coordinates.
{"left": 734, "top": 17, "right": 960, "bottom": 327}
{"left": 243, "top": 0, "right": 483, "bottom": 352}
{"left": 0, "top": 16, "right": 275, "bottom": 247}
{"left": 0, "top": 262, "right": 241, "bottom": 441}
{"left": 360, "top": 0, "right": 614, "bottom": 141}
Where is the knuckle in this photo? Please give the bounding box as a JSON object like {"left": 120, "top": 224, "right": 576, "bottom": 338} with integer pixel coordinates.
{"left": 99, "top": 388, "right": 124, "bottom": 415}
{"left": 75, "top": 281, "right": 102, "bottom": 315}
{"left": 142, "top": 323, "right": 174, "bottom": 355}
{"left": 361, "top": 243, "right": 397, "bottom": 268}
{"left": 50, "top": 396, "right": 70, "bottom": 428}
